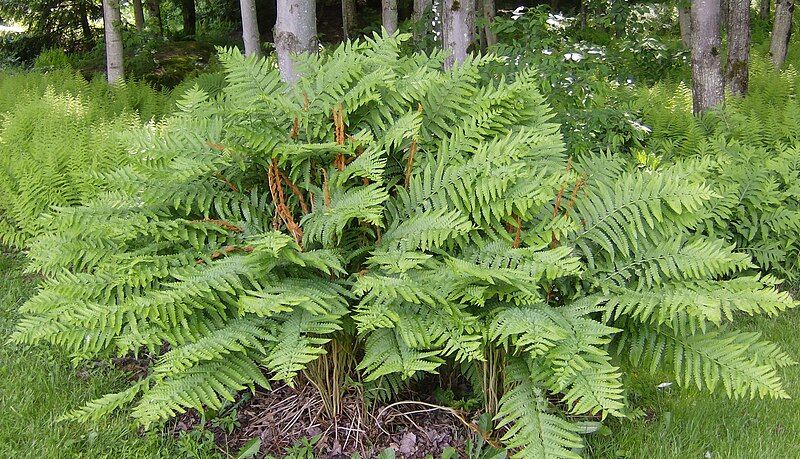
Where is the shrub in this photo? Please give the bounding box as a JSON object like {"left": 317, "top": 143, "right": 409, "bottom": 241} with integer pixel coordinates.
{"left": 12, "top": 35, "right": 796, "bottom": 457}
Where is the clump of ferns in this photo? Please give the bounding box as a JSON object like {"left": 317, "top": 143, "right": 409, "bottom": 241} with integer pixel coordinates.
{"left": 12, "top": 34, "right": 798, "bottom": 458}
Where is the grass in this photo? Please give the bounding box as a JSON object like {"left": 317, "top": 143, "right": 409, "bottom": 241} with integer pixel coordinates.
{"left": 0, "top": 253, "right": 177, "bottom": 458}
{"left": 586, "top": 309, "right": 800, "bottom": 458}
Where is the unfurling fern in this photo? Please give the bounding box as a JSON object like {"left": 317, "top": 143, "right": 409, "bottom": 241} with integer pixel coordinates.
{"left": 13, "top": 33, "right": 796, "bottom": 456}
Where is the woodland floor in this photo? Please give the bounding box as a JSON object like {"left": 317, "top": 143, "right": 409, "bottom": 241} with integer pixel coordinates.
{"left": 1, "top": 251, "right": 799, "bottom": 458}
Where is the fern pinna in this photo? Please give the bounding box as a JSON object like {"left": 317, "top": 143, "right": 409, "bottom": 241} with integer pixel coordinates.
{"left": 13, "top": 34, "right": 796, "bottom": 457}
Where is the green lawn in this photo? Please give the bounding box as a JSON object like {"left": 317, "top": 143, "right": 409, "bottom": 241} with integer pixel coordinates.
{"left": 0, "top": 253, "right": 177, "bottom": 458}
{"left": 587, "top": 310, "right": 800, "bottom": 458}
{"left": 2, "top": 249, "right": 800, "bottom": 458}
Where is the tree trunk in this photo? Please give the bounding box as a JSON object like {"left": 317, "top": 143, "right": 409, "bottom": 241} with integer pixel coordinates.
{"left": 442, "top": 0, "right": 475, "bottom": 69}
{"left": 382, "top": 0, "right": 398, "bottom": 34}
{"left": 483, "top": 0, "right": 497, "bottom": 47}
{"left": 413, "top": 0, "right": 432, "bottom": 45}
{"left": 691, "top": 0, "right": 724, "bottom": 114}
{"left": 102, "top": 0, "right": 125, "bottom": 84}
{"left": 770, "top": 0, "right": 794, "bottom": 68}
{"left": 240, "top": 0, "right": 261, "bottom": 56}
{"left": 181, "top": 0, "right": 197, "bottom": 37}
{"left": 580, "top": 0, "right": 587, "bottom": 29}
{"left": 133, "top": 0, "right": 145, "bottom": 31}
{"left": 342, "top": 0, "right": 356, "bottom": 40}
{"left": 759, "top": 0, "right": 771, "bottom": 19}
{"left": 79, "top": 2, "right": 94, "bottom": 43}
{"left": 274, "top": 0, "right": 317, "bottom": 83}
{"left": 726, "top": 0, "right": 750, "bottom": 95}
{"left": 679, "top": 5, "right": 692, "bottom": 47}
{"left": 146, "top": 0, "right": 164, "bottom": 36}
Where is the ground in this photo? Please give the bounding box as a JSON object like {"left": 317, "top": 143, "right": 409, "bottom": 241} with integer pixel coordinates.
{"left": 1, "top": 251, "right": 798, "bottom": 458}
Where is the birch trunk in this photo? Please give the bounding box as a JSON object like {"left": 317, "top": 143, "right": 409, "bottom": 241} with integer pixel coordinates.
{"left": 274, "top": 0, "right": 318, "bottom": 83}
{"left": 759, "top": 0, "right": 771, "bottom": 19}
{"left": 678, "top": 5, "right": 692, "bottom": 47}
{"left": 240, "top": 0, "right": 262, "bottom": 56}
{"left": 102, "top": 0, "right": 124, "bottom": 84}
{"left": 726, "top": 0, "right": 750, "bottom": 95}
{"left": 133, "top": 0, "right": 145, "bottom": 31}
{"left": 483, "top": 0, "right": 497, "bottom": 47}
{"left": 770, "top": 0, "right": 794, "bottom": 69}
{"left": 342, "top": 0, "right": 356, "bottom": 40}
{"left": 413, "top": 0, "right": 432, "bottom": 44}
{"left": 383, "top": 0, "right": 398, "bottom": 34}
{"left": 442, "top": 0, "right": 475, "bottom": 69}
{"left": 691, "top": 0, "right": 724, "bottom": 114}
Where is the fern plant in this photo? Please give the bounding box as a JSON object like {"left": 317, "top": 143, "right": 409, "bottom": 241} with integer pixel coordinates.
{"left": 13, "top": 34, "right": 796, "bottom": 457}
{"left": 636, "top": 57, "right": 800, "bottom": 283}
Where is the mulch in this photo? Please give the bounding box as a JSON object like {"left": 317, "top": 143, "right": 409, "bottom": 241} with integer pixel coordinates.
{"left": 170, "top": 382, "right": 476, "bottom": 458}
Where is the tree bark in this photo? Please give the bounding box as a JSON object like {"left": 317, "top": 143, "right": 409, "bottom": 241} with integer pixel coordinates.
{"left": 79, "top": 1, "right": 94, "bottom": 43}
{"left": 442, "top": 0, "right": 475, "bottom": 69}
{"left": 102, "top": 0, "right": 125, "bottom": 84}
{"left": 580, "top": 0, "right": 587, "bottom": 29}
{"left": 678, "top": 5, "right": 692, "bottom": 47}
{"left": 342, "top": 0, "right": 356, "bottom": 40}
{"left": 274, "top": 0, "right": 317, "bottom": 83}
{"left": 146, "top": 0, "right": 164, "bottom": 36}
{"left": 240, "top": 0, "right": 261, "bottom": 56}
{"left": 181, "top": 0, "right": 197, "bottom": 37}
{"left": 133, "top": 0, "right": 145, "bottom": 31}
{"left": 413, "top": 0, "right": 432, "bottom": 45}
{"left": 726, "top": 0, "right": 750, "bottom": 95}
{"left": 770, "top": 0, "right": 794, "bottom": 68}
{"left": 382, "top": 0, "right": 399, "bottom": 34}
{"left": 691, "top": 0, "right": 724, "bottom": 114}
{"left": 483, "top": 0, "right": 497, "bottom": 47}
{"left": 759, "top": 0, "right": 771, "bottom": 19}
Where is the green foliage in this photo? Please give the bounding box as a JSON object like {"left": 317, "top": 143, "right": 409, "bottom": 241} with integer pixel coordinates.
{"left": 636, "top": 57, "right": 800, "bottom": 283}
{"left": 11, "top": 34, "right": 797, "bottom": 458}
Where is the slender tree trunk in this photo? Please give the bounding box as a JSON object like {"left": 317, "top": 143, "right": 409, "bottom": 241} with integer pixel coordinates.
{"left": 382, "top": 0, "right": 399, "bottom": 34}
{"left": 413, "top": 0, "right": 432, "bottom": 45}
{"left": 691, "top": 0, "right": 724, "bottom": 114}
{"left": 240, "top": 0, "right": 261, "bottom": 56}
{"left": 181, "top": 0, "right": 197, "bottom": 37}
{"left": 726, "top": 0, "right": 750, "bottom": 95}
{"left": 102, "top": 0, "right": 125, "bottom": 83}
{"left": 483, "top": 0, "right": 497, "bottom": 47}
{"left": 342, "top": 0, "right": 356, "bottom": 40}
{"left": 133, "top": 0, "right": 145, "bottom": 31}
{"left": 770, "top": 0, "right": 795, "bottom": 68}
{"left": 274, "top": 0, "right": 317, "bottom": 83}
{"left": 442, "top": 0, "right": 475, "bottom": 69}
{"left": 679, "top": 5, "right": 692, "bottom": 47}
{"left": 759, "top": 0, "right": 771, "bottom": 19}
{"left": 580, "top": 0, "right": 587, "bottom": 29}
{"left": 146, "top": 0, "right": 164, "bottom": 36}
{"left": 79, "top": 2, "right": 94, "bottom": 43}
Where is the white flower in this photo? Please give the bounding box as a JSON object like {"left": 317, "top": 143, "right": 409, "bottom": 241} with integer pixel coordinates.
{"left": 657, "top": 382, "right": 673, "bottom": 389}
{"left": 564, "top": 52, "right": 583, "bottom": 62}
{"left": 511, "top": 6, "right": 525, "bottom": 20}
